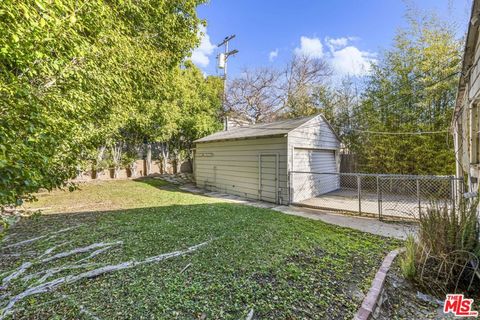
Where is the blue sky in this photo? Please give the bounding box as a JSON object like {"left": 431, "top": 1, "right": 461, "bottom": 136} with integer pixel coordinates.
{"left": 191, "top": 0, "right": 472, "bottom": 78}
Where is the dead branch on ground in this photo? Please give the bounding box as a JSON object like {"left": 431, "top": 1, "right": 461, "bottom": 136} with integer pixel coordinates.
{"left": 0, "top": 239, "right": 212, "bottom": 319}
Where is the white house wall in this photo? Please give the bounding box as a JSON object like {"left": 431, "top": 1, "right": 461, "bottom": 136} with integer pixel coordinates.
{"left": 468, "top": 31, "right": 480, "bottom": 102}
{"left": 457, "top": 23, "right": 480, "bottom": 190}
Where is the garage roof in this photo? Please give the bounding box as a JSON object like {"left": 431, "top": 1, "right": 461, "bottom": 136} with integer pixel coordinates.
{"left": 195, "top": 115, "right": 318, "bottom": 143}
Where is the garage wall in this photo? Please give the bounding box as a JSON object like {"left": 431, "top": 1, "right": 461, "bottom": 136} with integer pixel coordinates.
{"left": 194, "top": 136, "right": 288, "bottom": 204}
{"left": 293, "top": 149, "right": 337, "bottom": 172}
{"left": 287, "top": 115, "right": 340, "bottom": 150}
{"left": 287, "top": 115, "right": 341, "bottom": 202}
{"left": 291, "top": 149, "right": 340, "bottom": 202}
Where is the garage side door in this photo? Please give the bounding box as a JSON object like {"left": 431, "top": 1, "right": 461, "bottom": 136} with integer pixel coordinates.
{"left": 259, "top": 154, "right": 278, "bottom": 203}
{"left": 292, "top": 149, "right": 339, "bottom": 202}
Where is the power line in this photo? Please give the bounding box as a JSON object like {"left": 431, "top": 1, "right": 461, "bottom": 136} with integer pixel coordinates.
{"left": 220, "top": 121, "right": 451, "bottom": 135}
{"left": 338, "top": 128, "right": 449, "bottom": 135}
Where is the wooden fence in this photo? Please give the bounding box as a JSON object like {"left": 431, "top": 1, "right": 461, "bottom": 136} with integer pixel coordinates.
{"left": 340, "top": 153, "right": 357, "bottom": 173}
{"left": 74, "top": 159, "right": 192, "bottom": 181}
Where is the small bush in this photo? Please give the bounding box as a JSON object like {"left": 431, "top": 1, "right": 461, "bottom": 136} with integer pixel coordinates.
{"left": 400, "top": 235, "right": 417, "bottom": 279}
{"left": 28, "top": 210, "right": 42, "bottom": 221}
{"left": 0, "top": 217, "right": 7, "bottom": 241}
{"left": 419, "top": 199, "right": 479, "bottom": 255}
{"left": 410, "top": 196, "right": 480, "bottom": 293}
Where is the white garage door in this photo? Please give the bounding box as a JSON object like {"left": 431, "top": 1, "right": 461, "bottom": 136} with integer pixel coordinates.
{"left": 292, "top": 149, "right": 339, "bottom": 202}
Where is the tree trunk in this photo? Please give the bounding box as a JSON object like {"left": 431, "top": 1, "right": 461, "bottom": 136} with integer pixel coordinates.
{"left": 91, "top": 164, "right": 97, "bottom": 179}
{"left": 159, "top": 142, "right": 169, "bottom": 174}
{"left": 146, "top": 143, "right": 152, "bottom": 176}
{"left": 162, "top": 158, "right": 168, "bottom": 174}
{"left": 172, "top": 152, "right": 179, "bottom": 174}
{"left": 92, "top": 146, "right": 106, "bottom": 179}
{"left": 174, "top": 160, "right": 179, "bottom": 174}
{"left": 175, "top": 156, "right": 181, "bottom": 174}
{"left": 97, "top": 146, "right": 106, "bottom": 163}
{"left": 129, "top": 162, "right": 137, "bottom": 178}
{"left": 111, "top": 143, "right": 122, "bottom": 179}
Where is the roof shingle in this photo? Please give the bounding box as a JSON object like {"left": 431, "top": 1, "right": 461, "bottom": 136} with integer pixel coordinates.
{"left": 194, "top": 115, "right": 317, "bottom": 143}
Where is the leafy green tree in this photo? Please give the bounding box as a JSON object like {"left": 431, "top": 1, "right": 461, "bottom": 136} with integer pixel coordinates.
{"left": 0, "top": 0, "right": 205, "bottom": 206}
{"left": 313, "top": 78, "right": 362, "bottom": 150}
{"left": 352, "top": 13, "right": 461, "bottom": 175}
{"left": 168, "top": 62, "right": 223, "bottom": 170}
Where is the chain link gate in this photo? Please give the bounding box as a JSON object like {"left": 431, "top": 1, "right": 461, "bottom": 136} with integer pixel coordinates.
{"left": 290, "top": 172, "right": 463, "bottom": 220}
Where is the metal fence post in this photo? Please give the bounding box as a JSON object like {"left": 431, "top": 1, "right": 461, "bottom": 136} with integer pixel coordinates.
{"left": 377, "top": 176, "right": 381, "bottom": 220}
{"left": 357, "top": 175, "right": 362, "bottom": 215}
{"left": 416, "top": 178, "right": 421, "bottom": 217}
{"left": 451, "top": 177, "right": 455, "bottom": 212}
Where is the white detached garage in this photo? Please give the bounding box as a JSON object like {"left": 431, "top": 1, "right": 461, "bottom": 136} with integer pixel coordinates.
{"left": 193, "top": 114, "right": 341, "bottom": 205}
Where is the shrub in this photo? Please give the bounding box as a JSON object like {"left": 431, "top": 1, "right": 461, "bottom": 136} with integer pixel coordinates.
{"left": 400, "top": 235, "right": 417, "bottom": 279}
{"left": 410, "top": 196, "right": 479, "bottom": 293}
{"left": 0, "top": 217, "right": 7, "bottom": 241}
{"left": 419, "top": 199, "right": 479, "bottom": 255}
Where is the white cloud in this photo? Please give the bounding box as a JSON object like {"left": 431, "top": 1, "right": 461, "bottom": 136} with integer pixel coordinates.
{"left": 331, "top": 46, "right": 377, "bottom": 77}
{"left": 294, "top": 35, "right": 376, "bottom": 77}
{"left": 325, "top": 37, "right": 349, "bottom": 50}
{"left": 294, "top": 36, "right": 324, "bottom": 58}
{"left": 269, "top": 49, "right": 279, "bottom": 62}
{"left": 190, "top": 25, "right": 216, "bottom": 68}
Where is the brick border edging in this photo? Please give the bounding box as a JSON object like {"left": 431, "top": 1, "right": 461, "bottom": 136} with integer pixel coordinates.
{"left": 354, "top": 247, "right": 406, "bottom": 320}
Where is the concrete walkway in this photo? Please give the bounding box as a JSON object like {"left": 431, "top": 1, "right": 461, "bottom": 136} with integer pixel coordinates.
{"left": 180, "top": 185, "right": 416, "bottom": 240}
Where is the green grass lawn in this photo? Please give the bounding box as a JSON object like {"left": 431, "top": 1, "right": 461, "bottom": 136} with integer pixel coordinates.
{"left": 1, "top": 179, "right": 400, "bottom": 319}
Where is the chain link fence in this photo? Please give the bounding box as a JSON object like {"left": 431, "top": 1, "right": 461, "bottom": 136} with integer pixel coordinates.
{"left": 290, "top": 172, "right": 463, "bottom": 220}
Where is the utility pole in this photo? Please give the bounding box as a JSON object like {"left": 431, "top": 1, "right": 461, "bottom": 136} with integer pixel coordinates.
{"left": 217, "top": 35, "right": 238, "bottom": 114}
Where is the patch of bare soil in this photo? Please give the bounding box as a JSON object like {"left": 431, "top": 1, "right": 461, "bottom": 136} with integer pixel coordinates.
{"left": 378, "top": 268, "right": 457, "bottom": 319}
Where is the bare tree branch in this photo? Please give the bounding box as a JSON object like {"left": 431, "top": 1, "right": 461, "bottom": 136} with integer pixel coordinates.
{"left": 0, "top": 239, "right": 213, "bottom": 319}
{"left": 226, "top": 54, "right": 333, "bottom": 122}
{"left": 2, "top": 226, "right": 82, "bottom": 250}
{"left": 226, "top": 67, "right": 282, "bottom": 123}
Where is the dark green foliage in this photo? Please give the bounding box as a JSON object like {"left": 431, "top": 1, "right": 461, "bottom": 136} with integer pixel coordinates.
{"left": 351, "top": 14, "right": 461, "bottom": 175}
{"left": 0, "top": 0, "right": 208, "bottom": 206}
{"left": 168, "top": 62, "right": 223, "bottom": 161}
